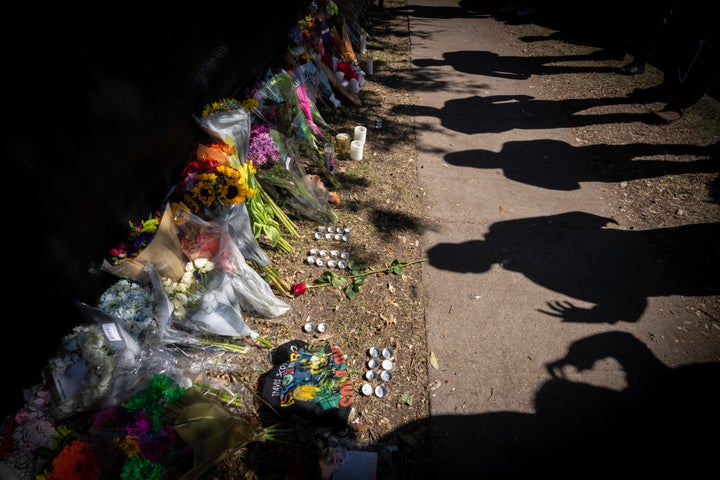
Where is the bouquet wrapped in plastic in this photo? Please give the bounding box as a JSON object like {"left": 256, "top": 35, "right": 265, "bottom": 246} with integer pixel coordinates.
{"left": 256, "top": 128, "right": 339, "bottom": 224}
{"left": 101, "top": 204, "right": 187, "bottom": 282}
{"left": 39, "top": 374, "right": 285, "bottom": 480}
{"left": 173, "top": 204, "right": 291, "bottom": 311}
{"left": 252, "top": 70, "right": 339, "bottom": 187}
{"left": 189, "top": 101, "right": 297, "bottom": 258}
{"left": 47, "top": 302, "right": 143, "bottom": 419}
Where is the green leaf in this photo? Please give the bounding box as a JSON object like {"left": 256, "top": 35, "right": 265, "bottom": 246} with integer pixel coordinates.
{"left": 345, "top": 286, "right": 357, "bottom": 300}
{"left": 400, "top": 392, "right": 413, "bottom": 406}
{"left": 387, "top": 259, "right": 406, "bottom": 275}
{"left": 264, "top": 225, "right": 281, "bottom": 247}
{"left": 316, "top": 271, "right": 347, "bottom": 288}
{"left": 316, "top": 271, "right": 333, "bottom": 284}
{"left": 349, "top": 264, "right": 367, "bottom": 276}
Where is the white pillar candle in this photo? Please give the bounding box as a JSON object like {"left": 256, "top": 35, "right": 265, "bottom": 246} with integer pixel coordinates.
{"left": 360, "top": 31, "right": 367, "bottom": 54}
{"left": 354, "top": 125, "right": 367, "bottom": 144}
{"left": 349, "top": 140, "right": 364, "bottom": 161}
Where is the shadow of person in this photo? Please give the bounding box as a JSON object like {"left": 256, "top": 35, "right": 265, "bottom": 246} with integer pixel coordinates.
{"left": 443, "top": 139, "right": 719, "bottom": 190}
{"left": 377, "top": 331, "right": 720, "bottom": 477}
{"left": 413, "top": 49, "right": 620, "bottom": 80}
{"left": 400, "top": 94, "right": 652, "bottom": 134}
{"left": 426, "top": 211, "right": 720, "bottom": 323}
{"left": 402, "top": 2, "right": 488, "bottom": 20}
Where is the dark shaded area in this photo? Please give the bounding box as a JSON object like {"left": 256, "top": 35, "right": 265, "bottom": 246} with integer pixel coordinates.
{"left": 444, "top": 139, "right": 719, "bottom": 190}
{"left": 368, "top": 208, "right": 423, "bottom": 235}
{"left": 457, "top": 0, "right": 720, "bottom": 99}
{"left": 426, "top": 212, "right": 720, "bottom": 324}
{"left": 400, "top": 0, "right": 719, "bottom": 100}
{"left": 379, "top": 330, "right": 720, "bottom": 477}
{"left": 394, "top": 94, "right": 657, "bottom": 134}
{"left": 414, "top": 49, "right": 621, "bottom": 78}
{"left": 3, "top": 3, "right": 304, "bottom": 418}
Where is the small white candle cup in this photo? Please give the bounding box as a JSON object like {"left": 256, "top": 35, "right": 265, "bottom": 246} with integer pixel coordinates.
{"left": 354, "top": 125, "right": 367, "bottom": 144}
{"left": 349, "top": 140, "right": 364, "bottom": 160}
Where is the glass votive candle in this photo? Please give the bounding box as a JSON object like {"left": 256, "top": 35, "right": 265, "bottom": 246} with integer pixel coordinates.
{"left": 336, "top": 133, "right": 351, "bottom": 154}
{"left": 323, "top": 142, "right": 335, "bottom": 172}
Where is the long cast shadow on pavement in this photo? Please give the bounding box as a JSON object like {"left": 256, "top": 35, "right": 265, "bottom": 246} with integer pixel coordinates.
{"left": 414, "top": 49, "right": 620, "bottom": 79}
{"left": 378, "top": 330, "right": 720, "bottom": 477}
{"left": 425, "top": 211, "right": 719, "bottom": 324}
{"left": 395, "top": 94, "right": 656, "bottom": 134}
{"left": 443, "top": 139, "right": 719, "bottom": 190}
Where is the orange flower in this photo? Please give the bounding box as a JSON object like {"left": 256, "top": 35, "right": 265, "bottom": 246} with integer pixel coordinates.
{"left": 47, "top": 439, "right": 101, "bottom": 480}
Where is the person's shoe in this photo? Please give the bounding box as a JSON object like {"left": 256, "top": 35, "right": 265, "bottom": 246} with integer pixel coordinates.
{"left": 618, "top": 61, "right": 646, "bottom": 75}
{"left": 653, "top": 108, "right": 683, "bottom": 124}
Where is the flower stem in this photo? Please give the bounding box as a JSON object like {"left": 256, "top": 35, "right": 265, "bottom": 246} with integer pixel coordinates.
{"left": 198, "top": 338, "right": 250, "bottom": 353}
{"left": 306, "top": 258, "right": 427, "bottom": 290}
{"left": 259, "top": 186, "right": 299, "bottom": 238}
{"left": 256, "top": 337, "right": 274, "bottom": 349}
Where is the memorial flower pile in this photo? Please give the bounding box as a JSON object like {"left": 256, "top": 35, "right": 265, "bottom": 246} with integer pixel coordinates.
{"left": 0, "top": 2, "right": 413, "bottom": 479}
{"left": 34, "top": 374, "right": 289, "bottom": 480}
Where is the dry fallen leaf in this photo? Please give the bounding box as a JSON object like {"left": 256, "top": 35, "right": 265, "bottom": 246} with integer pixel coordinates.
{"left": 429, "top": 351, "right": 439, "bottom": 369}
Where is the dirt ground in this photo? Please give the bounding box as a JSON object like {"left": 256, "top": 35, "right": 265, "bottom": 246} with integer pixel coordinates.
{"left": 208, "top": 1, "right": 719, "bottom": 478}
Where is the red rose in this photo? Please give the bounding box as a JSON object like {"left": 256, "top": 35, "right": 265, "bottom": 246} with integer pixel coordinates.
{"left": 290, "top": 283, "right": 307, "bottom": 296}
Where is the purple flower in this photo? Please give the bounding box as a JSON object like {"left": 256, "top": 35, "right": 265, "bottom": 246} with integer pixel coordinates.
{"left": 248, "top": 123, "right": 281, "bottom": 168}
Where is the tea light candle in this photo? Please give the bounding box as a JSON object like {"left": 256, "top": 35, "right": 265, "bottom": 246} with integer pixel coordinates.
{"left": 349, "top": 140, "right": 364, "bottom": 160}
{"left": 354, "top": 125, "right": 367, "bottom": 144}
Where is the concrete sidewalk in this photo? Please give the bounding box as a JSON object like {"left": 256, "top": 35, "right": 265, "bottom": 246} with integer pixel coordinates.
{"left": 407, "top": 0, "right": 720, "bottom": 476}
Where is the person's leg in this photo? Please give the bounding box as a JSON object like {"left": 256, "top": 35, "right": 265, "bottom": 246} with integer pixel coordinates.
{"left": 673, "top": 37, "right": 720, "bottom": 110}
{"left": 653, "top": 36, "right": 719, "bottom": 123}
{"left": 618, "top": 1, "right": 678, "bottom": 75}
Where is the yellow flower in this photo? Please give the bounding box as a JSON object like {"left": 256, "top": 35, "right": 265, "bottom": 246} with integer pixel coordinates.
{"left": 216, "top": 165, "right": 256, "bottom": 204}
{"left": 241, "top": 98, "right": 259, "bottom": 113}
{"left": 190, "top": 177, "right": 218, "bottom": 208}
{"left": 114, "top": 436, "right": 141, "bottom": 457}
{"left": 293, "top": 384, "right": 319, "bottom": 401}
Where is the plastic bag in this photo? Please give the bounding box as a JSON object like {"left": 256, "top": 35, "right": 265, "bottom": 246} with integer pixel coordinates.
{"left": 101, "top": 203, "right": 187, "bottom": 282}
{"left": 174, "top": 205, "right": 290, "bottom": 318}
